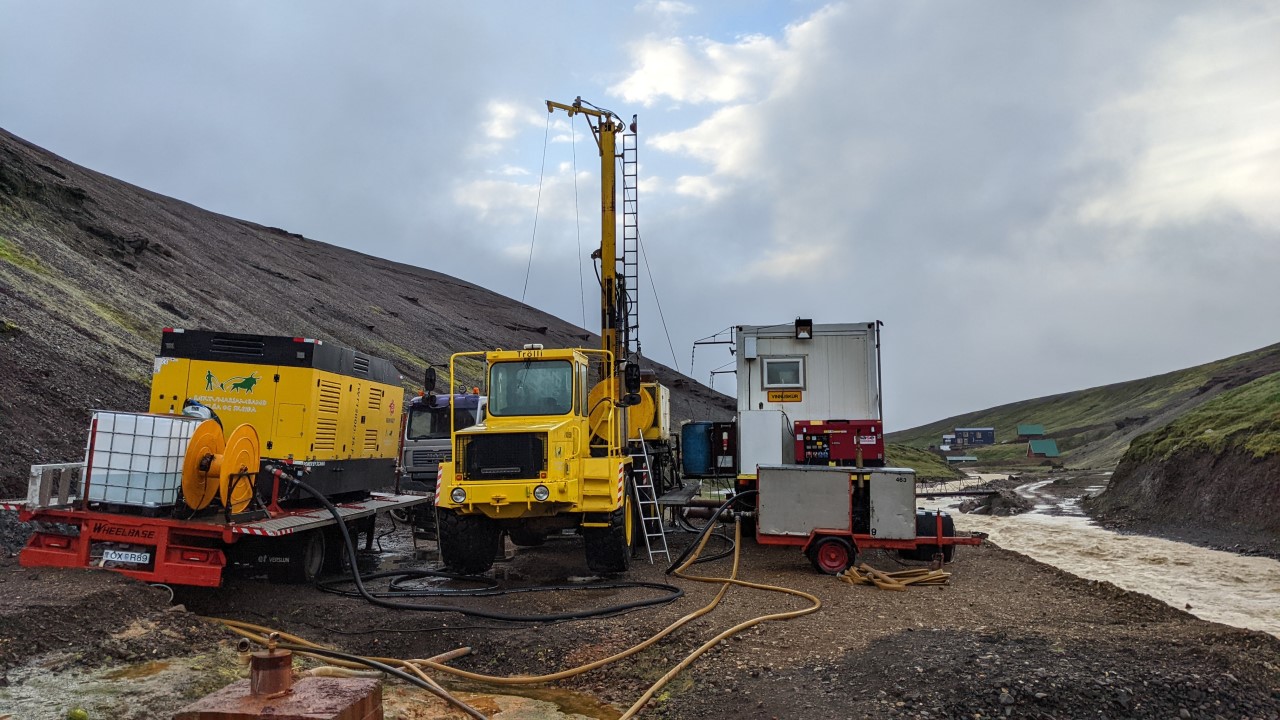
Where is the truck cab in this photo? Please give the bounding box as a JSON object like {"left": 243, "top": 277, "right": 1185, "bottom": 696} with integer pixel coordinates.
{"left": 401, "top": 391, "right": 486, "bottom": 492}
{"left": 434, "top": 346, "right": 635, "bottom": 575}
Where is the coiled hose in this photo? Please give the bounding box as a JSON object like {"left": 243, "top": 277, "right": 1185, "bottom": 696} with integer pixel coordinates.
{"left": 285, "top": 473, "right": 684, "bottom": 621}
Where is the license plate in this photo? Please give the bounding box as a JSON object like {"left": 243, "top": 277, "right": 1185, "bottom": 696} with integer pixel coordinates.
{"left": 103, "top": 549, "right": 151, "bottom": 565}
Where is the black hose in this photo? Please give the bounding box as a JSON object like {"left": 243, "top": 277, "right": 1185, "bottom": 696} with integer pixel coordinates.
{"left": 285, "top": 474, "right": 684, "bottom": 622}
{"left": 318, "top": 569, "right": 499, "bottom": 596}
{"left": 275, "top": 642, "right": 486, "bottom": 720}
{"left": 665, "top": 490, "right": 756, "bottom": 574}
{"left": 687, "top": 531, "right": 735, "bottom": 565}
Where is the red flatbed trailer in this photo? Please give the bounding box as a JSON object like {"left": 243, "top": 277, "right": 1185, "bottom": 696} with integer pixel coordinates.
{"left": 6, "top": 462, "right": 429, "bottom": 587}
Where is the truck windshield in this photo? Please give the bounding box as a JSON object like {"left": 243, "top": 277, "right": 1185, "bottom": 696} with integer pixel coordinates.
{"left": 406, "top": 404, "right": 478, "bottom": 440}
{"left": 488, "top": 360, "right": 573, "bottom": 416}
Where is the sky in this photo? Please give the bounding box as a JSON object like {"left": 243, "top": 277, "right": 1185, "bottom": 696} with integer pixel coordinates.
{"left": 2, "top": 1, "right": 1278, "bottom": 431}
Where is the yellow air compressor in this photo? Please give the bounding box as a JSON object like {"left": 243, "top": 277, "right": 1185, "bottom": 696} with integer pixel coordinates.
{"left": 149, "top": 329, "right": 403, "bottom": 503}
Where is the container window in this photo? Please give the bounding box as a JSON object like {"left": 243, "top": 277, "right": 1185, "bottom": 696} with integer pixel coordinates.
{"left": 762, "top": 357, "right": 805, "bottom": 389}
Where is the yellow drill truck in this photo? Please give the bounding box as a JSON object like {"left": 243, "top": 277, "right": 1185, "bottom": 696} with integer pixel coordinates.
{"left": 434, "top": 346, "right": 644, "bottom": 573}
{"left": 435, "top": 97, "right": 650, "bottom": 574}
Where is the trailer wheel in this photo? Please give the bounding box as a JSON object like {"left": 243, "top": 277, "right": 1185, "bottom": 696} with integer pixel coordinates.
{"left": 507, "top": 527, "right": 547, "bottom": 547}
{"left": 808, "top": 536, "right": 855, "bottom": 575}
{"left": 584, "top": 497, "right": 633, "bottom": 574}
{"left": 436, "top": 508, "right": 499, "bottom": 575}
{"left": 269, "top": 530, "right": 326, "bottom": 584}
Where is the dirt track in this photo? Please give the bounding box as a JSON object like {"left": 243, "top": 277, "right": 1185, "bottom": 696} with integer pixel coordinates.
{"left": 4, "top": 525, "right": 1279, "bottom": 719}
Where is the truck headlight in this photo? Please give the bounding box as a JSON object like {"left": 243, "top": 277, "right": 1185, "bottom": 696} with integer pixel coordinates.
{"left": 450, "top": 487, "right": 467, "bottom": 504}
{"left": 533, "top": 484, "right": 550, "bottom": 502}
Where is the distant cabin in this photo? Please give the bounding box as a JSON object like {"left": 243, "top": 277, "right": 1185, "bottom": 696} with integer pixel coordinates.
{"left": 954, "top": 427, "right": 995, "bottom": 446}
{"left": 945, "top": 455, "right": 978, "bottom": 463}
{"left": 1017, "top": 423, "right": 1046, "bottom": 440}
{"left": 1028, "top": 439, "right": 1060, "bottom": 458}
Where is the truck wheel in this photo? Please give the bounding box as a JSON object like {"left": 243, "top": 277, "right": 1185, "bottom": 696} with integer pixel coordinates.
{"left": 412, "top": 504, "right": 438, "bottom": 541}
{"left": 584, "top": 499, "right": 633, "bottom": 574}
{"left": 321, "top": 524, "right": 354, "bottom": 576}
{"left": 269, "top": 530, "right": 325, "bottom": 584}
{"left": 507, "top": 527, "right": 547, "bottom": 547}
{"left": 436, "top": 507, "right": 499, "bottom": 575}
{"left": 808, "top": 536, "right": 855, "bottom": 575}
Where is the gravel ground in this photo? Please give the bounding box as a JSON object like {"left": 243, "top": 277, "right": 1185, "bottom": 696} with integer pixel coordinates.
{"left": 2, "top": 520, "right": 1278, "bottom": 719}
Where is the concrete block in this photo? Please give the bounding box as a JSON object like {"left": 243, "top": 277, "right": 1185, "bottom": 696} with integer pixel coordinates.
{"left": 172, "top": 677, "right": 382, "bottom": 720}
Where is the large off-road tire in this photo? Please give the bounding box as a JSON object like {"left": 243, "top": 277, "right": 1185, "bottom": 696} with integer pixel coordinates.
{"left": 437, "top": 507, "right": 500, "bottom": 575}
{"left": 507, "top": 527, "right": 547, "bottom": 547}
{"left": 584, "top": 498, "right": 634, "bottom": 574}
{"left": 268, "top": 530, "right": 326, "bottom": 584}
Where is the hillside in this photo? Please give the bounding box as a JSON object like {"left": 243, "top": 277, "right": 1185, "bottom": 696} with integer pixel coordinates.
{"left": 1087, "top": 372, "right": 1280, "bottom": 556}
{"left": 0, "top": 128, "right": 733, "bottom": 497}
{"left": 884, "top": 444, "right": 965, "bottom": 482}
{"left": 887, "top": 343, "right": 1280, "bottom": 469}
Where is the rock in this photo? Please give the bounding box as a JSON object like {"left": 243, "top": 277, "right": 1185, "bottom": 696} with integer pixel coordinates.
{"left": 999, "top": 692, "right": 1015, "bottom": 705}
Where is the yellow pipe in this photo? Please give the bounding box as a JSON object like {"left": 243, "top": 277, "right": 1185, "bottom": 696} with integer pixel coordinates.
{"left": 209, "top": 515, "right": 822, "bottom": 715}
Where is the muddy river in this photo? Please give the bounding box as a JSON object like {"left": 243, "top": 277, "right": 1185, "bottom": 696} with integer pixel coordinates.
{"left": 926, "top": 473, "right": 1280, "bottom": 638}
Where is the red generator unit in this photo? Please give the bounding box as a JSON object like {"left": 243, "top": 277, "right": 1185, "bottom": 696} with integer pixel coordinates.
{"left": 795, "top": 419, "right": 885, "bottom": 467}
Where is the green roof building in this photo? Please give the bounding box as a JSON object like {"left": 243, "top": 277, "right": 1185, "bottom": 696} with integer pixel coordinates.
{"left": 1027, "top": 439, "right": 1059, "bottom": 458}
{"left": 1017, "top": 423, "right": 1046, "bottom": 438}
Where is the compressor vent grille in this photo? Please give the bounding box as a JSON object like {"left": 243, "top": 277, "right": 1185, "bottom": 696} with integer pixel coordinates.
{"left": 314, "top": 419, "right": 337, "bottom": 452}
{"left": 209, "top": 336, "right": 265, "bottom": 357}
{"left": 313, "top": 380, "right": 342, "bottom": 453}
{"left": 317, "top": 380, "right": 341, "bottom": 414}
{"left": 353, "top": 354, "right": 370, "bottom": 375}
{"left": 367, "top": 387, "right": 384, "bottom": 412}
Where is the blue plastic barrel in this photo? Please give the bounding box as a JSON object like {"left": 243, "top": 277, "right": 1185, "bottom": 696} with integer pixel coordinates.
{"left": 681, "top": 421, "right": 714, "bottom": 477}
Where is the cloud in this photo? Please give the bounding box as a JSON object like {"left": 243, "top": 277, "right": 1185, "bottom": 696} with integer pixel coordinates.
{"left": 6, "top": 1, "right": 1278, "bottom": 430}
{"left": 616, "top": 34, "right": 783, "bottom": 106}
{"left": 671, "top": 175, "right": 724, "bottom": 201}
{"left": 634, "top": 0, "right": 697, "bottom": 35}
{"left": 1074, "top": 9, "right": 1280, "bottom": 231}
{"left": 481, "top": 100, "right": 524, "bottom": 141}
{"left": 612, "top": 1, "right": 1280, "bottom": 426}
{"left": 636, "top": 0, "right": 695, "bottom": 18}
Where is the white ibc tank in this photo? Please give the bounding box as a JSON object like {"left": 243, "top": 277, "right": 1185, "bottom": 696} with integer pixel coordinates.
{"left": 84, "top": 411, "right": 203, "bottom": 508}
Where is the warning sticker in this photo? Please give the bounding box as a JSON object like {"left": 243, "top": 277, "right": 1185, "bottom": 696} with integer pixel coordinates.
{"left": 767, "top": 390, "right": 803, "bottom": 403}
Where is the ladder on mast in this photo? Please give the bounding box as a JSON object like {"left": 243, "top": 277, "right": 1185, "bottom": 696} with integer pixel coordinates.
{"left": 621, "top": 124, "right": 641, "bottom": 357}
{"left": 629, "top": 434, "right": 669, "bottom": 564}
